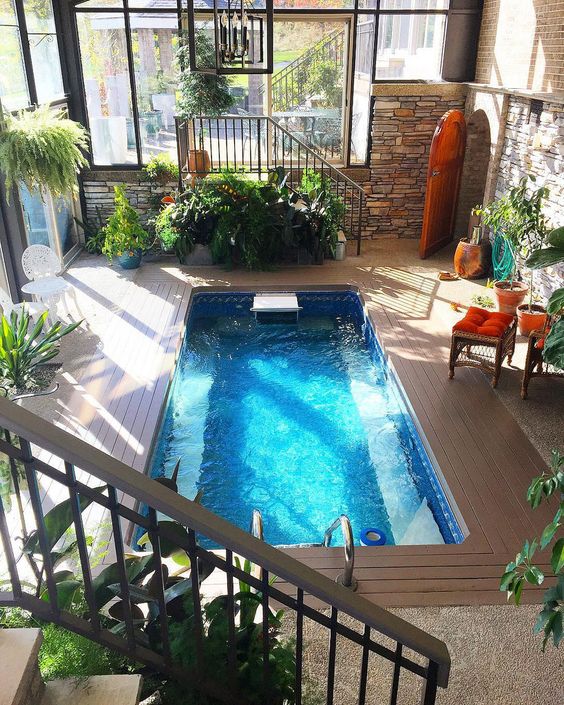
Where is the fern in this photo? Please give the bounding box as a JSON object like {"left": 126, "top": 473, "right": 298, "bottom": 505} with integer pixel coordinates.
{"left": 0, "top": 106, "right": 89, "bottom": 199}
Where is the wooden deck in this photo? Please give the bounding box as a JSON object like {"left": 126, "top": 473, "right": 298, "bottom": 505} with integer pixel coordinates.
{"left": 19, "top": 242, "right": 558, "bottom": 607}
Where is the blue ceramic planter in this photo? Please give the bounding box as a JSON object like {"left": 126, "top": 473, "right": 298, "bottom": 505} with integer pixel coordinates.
{"left": 117, "top": 249, "right": 142, "bottom": 270}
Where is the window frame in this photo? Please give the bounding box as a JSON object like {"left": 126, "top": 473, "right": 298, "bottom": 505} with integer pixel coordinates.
{"left": 68, "top": 0, "right": 455, "bottom": 170}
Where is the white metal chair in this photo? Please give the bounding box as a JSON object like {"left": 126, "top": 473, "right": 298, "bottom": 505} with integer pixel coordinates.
{"left": 0, "top": 287, "right": 47, "bottom": 323}
{"left": 21, "top": 245, "right": 73, "bottom": 322}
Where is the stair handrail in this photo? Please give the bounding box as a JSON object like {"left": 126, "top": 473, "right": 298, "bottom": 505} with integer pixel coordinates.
{"left": 261, "top": 28, "right": 345, "bottom": 111}
{"left": 323, "top": 514, "right": 357, "bottom": 591}
{"left": 0, "top": 397, "right": 449, "bottom": 689}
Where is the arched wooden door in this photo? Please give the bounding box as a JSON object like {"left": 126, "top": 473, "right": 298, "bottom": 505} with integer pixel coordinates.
{"left": 419, "top": 110, "right": 467, "bottom": 259}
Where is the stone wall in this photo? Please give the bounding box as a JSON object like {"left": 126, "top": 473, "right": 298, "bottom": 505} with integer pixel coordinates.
{"left": 82, "top": 170, "right": 177, "bottom": 226}
{"left": 494, "top": 93, "right": 564, "bottom": 299}
{"left": 364, "top": 84, "right": 466, "bottom": 239}
{"left": 476, "top": 0, "right": 564, "bottom": 93}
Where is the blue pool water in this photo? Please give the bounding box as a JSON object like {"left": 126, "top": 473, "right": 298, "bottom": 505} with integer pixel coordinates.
{"left": 150, "top": 292, "right": 463, "bottom": 547}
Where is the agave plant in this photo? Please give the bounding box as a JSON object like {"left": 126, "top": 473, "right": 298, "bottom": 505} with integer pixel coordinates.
{"left": 0, "top": 309, "right": 81, "bottom": 389}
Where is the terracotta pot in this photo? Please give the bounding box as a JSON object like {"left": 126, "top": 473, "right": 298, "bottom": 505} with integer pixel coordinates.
{"left": 186, "top": 149, "right": 210, "bottom": 182}
{"left": 516, "top": 304, "right": 547, "bottom": 336}
{"left": 493, "top": 280, "right": 529, "bottom": 315}
{"left": 453, "top": 238, "right": 491, "bottom": 279}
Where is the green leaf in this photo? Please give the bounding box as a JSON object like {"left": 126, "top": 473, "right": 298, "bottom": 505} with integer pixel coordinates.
{"left": 540, "top": 520, "right": 560, "bottom": 549}
{"left": 551, "top": 538, "right": 564, "bottom": 574}
{"left": 547, "top": 288, "right": 564, "bottom": 316}
{"left": 526, "top": 246, "right": 564, "bottom": 270}
{"left": 24, "top": 487, "right": 105, "bottom": 555}
{"left": 524, "top": 566, "right": 544, "bottom": 585}
{"left": 92, "top": 554, "right": 153, "bottom": 609}
{"left": 543, "top": 319, "right": 564, "bottom": 369}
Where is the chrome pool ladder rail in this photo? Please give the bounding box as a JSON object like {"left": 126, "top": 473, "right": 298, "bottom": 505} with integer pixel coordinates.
{"left": 323, "top": 514, "right": 357, "bottom": 591}
{"left": 250, "top": 508, "right": 264, "bottom": 541}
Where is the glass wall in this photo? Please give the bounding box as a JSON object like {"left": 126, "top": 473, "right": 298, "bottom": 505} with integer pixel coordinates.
{"left": 76, "top": 12, "right": 137, "bottom": 165}
{"left": 375, "top": 11, "right": 446, "bottom": 79}
{"left": 0, "top": 0, "right": 64, "bottom": 109}
{"left": 0, "top": 0, "right": 29, "bottom": 110}
{"left": 130, "top": 12, "right": 178, "bottom": 162}
{"left": 71, "top": 1, "right": 453, "bottom": 168}
{"left": 22, "top": 0, "right": 64, "bottom": 104}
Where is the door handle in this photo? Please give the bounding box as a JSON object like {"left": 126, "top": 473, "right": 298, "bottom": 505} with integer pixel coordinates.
{"left": 431, "top": 169, "right": 440, "bottom": 177}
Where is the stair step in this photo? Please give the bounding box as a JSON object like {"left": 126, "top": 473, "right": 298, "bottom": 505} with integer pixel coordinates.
{"left": 40, "top": 675, "right": 142, "bottom": 705}
{"left": 0, "top": 628, "right": 44, "bottom": 705}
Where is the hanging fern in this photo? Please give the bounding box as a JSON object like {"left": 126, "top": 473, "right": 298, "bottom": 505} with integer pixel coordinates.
{"left": 0, "top": 106, "right": 89, "bottom": 199}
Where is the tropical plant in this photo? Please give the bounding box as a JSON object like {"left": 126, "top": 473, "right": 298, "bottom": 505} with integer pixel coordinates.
{"left": 0, "top": 310, "right": 81, "bottom": 389}
{"left": 175, "top": 31, "right": 235, "bottom": 122}
{"left": 75, "top": 206, "right": 106, "bottom": 254}
{"left": 476, "top": 176, "right": 548, "bottom": 308}
{"left": 0, "top": 106, "right": 89, "bottom": 200}
{"left": 102, "top": 186, "right": 152, "bottom": 261}
{"left": 169, "top": 558, "right": 296, "bottom": 705}
{"left": 526, "top": 225, "right": 564, "bottom": 370}
{"left": 500, "top": 449, "right": 563, "bottom": 650}
{"left": 142, "top": 154, "right": 180, "bottom": 185}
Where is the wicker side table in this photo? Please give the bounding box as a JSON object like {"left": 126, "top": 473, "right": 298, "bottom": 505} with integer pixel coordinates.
{"left": 449, "top": 319, "right": 517, "bottom": 388}
{"left": 521, "top": 328, "right": 564, "bottom": 399}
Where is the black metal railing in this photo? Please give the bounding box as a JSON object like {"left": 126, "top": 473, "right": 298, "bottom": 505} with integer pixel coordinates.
{"left": 260, "top": 29, "right": 345, "bottom": 113}
{"left": 176, "top": 115, "right": 365, "bottom": 255}
{"left": 0, "top": 399, "right": 449, "bottom": 704}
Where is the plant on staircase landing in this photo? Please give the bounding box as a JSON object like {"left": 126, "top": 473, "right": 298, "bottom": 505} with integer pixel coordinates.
{"left": 0, "top": 106, "right": 88, "bottom": 200}
{"left": 176, "top": 31, "right": 235, "bottom": 184}
{"left": 102, "top": 186, "right": 152, "bottom": 269}
{"left": 500, "top": 449, "right": 563, "bottom": 649}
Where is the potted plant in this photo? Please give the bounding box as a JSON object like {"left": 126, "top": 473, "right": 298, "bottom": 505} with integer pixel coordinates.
{"left": 526, "top": 225, "right": 564, "bottom": 369}
{"left": 477, "top": 176, "right": 548, "bottom": 321}
{"left": 142, "top": 153, "right": 179, "bottom": 186}
{"left": 453, "top": 217, "right": 492, "bottom": 280}
{"left": 175, "top": 30, "right": 234, "bottom": 184}
{"left": 0, "top": 105, "right": 88, "bottom": 200}
{"left": 102, "top": 185, "right": 151, "bottom": 269}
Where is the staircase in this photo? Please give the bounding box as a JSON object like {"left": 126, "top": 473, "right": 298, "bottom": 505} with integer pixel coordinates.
{"left": 0, "top": 628, "right": 142, "bottom": 705}
{"left": 0, "top": 398, "right": 449, "bottom": 705}
{"left": 263, "top": 29, "right": 345, "bottom": 112}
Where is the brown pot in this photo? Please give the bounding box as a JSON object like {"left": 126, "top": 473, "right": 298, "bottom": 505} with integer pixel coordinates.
{"left": 493, "top": 280, "right": 529, "bottom": 315}
{"left": 187, "top": 149, "right": 211, "bottom": 182}
{"left": 516, "top": 304, "right": 547, "bottom": 336}
{"left": 453, "top": 238, "right": 491, "bottom": 279}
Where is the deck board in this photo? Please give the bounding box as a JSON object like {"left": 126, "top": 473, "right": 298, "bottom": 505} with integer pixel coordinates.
{"left": 13, "top": 251, "right": 559, "bottom": 608}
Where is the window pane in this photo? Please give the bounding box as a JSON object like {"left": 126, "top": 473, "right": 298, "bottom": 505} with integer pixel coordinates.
{"left": 130, "top": 12, "right": 178, "bottom": 163}
{"left": 375, "top": 13, "right": 445, "bottom": 80}
{"left": 24, "top": 0, "right": 64, "bottom": 104}
{"left": 76, "top": 12, "right": 138, "bottom": 164}
{"left": 380, "top": 1, "right": 448, "bottom": 8}
{"left": 0, "top": 0, "right": 29, "bottom": 109}
{"left": 273, "top": 0, "right": 354, "bottom": 7}
{"left": 350, "top": 15, "right": 375, "bottom": 164}
{"left": 271, "top": 20, "right": 347, "bottom": 164}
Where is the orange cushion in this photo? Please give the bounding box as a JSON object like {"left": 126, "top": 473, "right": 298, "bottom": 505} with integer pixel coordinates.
{"left": 453, "top": 306, "right": 514, "bottom": 338}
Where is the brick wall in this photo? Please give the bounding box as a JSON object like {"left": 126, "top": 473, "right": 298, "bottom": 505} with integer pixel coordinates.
{"left": 82, "top": 170, "right": 177, "bottom": 226}
{"left": 476, "top": 0, "right": 564, "bottom": 92}
{"left": 364, "top": 85, "right": 466, "bottom": 239}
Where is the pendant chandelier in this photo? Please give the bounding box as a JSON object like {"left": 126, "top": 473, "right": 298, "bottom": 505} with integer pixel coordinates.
{"left": 184, "top": 0, "right": 273, "bottom": 75}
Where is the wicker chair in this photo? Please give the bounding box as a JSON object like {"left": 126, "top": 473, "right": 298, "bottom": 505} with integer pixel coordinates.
{"left": 448, "top": 307, "right": 517, "bottom": 388}
{"left": 521, "top": 318, "right": 564, "bottom": 398}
